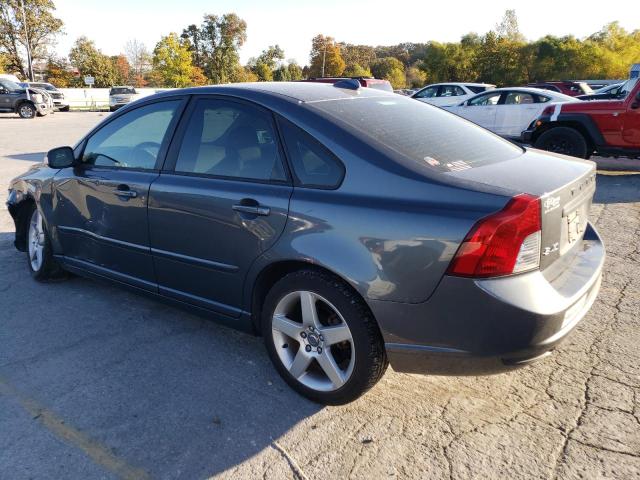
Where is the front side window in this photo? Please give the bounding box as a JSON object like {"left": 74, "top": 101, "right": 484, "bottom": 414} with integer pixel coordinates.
{"left": 174, "top": 98, "right": 286, "bottom": 182}
{"left": 82, "top": 100, "right": 180, "bottom": 169}
{"left": 468, "top": 92, "right": 502, "bottom": 106}
{"left": 279, "top": 119, "right": 344, "bottom": 189}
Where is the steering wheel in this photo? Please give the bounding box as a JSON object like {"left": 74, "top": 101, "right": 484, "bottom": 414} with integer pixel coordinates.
{"left": 132, "top": 141, "right": 161, "bottom": 166}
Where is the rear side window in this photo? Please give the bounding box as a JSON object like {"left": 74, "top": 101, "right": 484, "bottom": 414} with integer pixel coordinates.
{"left": 174, "top": 98, "right": 287, "bottom": 182}
{"left": 279, "top": 119, "right": 345, "bottom": 189}
{"left": 468, "top": 86, "right": 490, "bottom": 94}
{"left": 312, "top": 96, "right": 522, "bottom": 173}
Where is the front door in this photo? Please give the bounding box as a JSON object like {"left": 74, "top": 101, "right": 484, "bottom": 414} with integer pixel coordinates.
{"left": 494, "top": 91, "right": 540, "bottom": 137}
{"left": 148, "top": 97, "right": 293, "bottom": 317}
{"left": 458, "top": 91, "right": 502, "bottom": 131}
{"left": 622, "top": 84, "right": 640, "bottom": 147}
{"left": 53, "top": 99, "right": 184, "bottom": 290}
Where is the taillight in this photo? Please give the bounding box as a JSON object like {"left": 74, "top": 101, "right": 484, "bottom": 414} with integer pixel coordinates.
{"left": 541, "top": 105, "right": 555, "bottom": 116}
{"left": 447, "top": 194, "right": 541, "bottom": 278}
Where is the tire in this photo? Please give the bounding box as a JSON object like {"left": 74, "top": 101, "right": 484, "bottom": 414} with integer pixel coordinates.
{"left": 17, "top": 103, "right": 36, "bottom": 119}
{"left": 25, "top": 204, "right": 65, "bottom": 281}
{"left": 59, "top": 106, "right": 70, "bottom": 112}
{"left": 534, "top": 126, "right": 588, "bottom": 159}
{"left": 261, "top": 269, "right": 388, "bottom": 404}
{"left": 109, "top": 106, "right": 116, "bottom": 112}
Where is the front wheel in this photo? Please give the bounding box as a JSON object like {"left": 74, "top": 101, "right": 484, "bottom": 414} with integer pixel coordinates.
{"left": 26, "top": 206, "right": 65, "bottom": 281}
{"left": 534, "top": 126, "right": 588, "bottom": 159}
{"left": 18, "top": 103, "right": 36, "bottom": 119}
{"left": 262, "top": 270, "right": 388, "bottom": 404}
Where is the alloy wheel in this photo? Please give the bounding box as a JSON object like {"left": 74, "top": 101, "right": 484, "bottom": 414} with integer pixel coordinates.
{"left": 28, "top": 209, "right": 45, "bottom": 271}
{"left": 271, "top": 290, "right": 355, "bottom": 392}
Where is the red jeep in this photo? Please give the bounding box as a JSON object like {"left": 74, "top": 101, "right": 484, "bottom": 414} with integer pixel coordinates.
{"left": 522, "top": 78, "right": 640, "bottom": 159}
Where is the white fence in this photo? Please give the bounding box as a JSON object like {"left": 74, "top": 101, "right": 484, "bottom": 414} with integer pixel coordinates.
{"left": 59, "top": 88, "right": 174, "bottom": 110}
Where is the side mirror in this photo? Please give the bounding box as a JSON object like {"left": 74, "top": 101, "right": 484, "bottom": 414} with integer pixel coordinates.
{"left": 46, "top": 146, "right": 75, "bottom": 168}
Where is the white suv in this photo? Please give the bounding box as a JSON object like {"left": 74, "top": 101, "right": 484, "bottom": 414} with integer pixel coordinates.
{"left": 412, "top": 83, "right": 495, "bottom": 107}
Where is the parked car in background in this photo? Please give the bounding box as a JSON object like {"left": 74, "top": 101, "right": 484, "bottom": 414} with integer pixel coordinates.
{"left": 303, "top": 77, "right": 393, "bottom": 92}
{"left": 444, "top": 87, "right": 578, "bottom": 140}
{"left": 577, "top": 81, "right": 628, "bottom": 101}
{"left": 411, "top": 83, "right": 496, "bottom": 107}
{"left": 24, "top": 82, "right": 69, "bottom": 111}
{"left": 523, "top": 78, "right": 640, "bottom": 158}
{"left": 7, "top": 82, "right": 603, "bottom": 404}
{"left": 0, "top": 73, "right": 22, "bottom": 83}
{"left": 527, "top": 81, "right": 593, "bottom": 97}
{"left": 0, "top": 79, "right": 52, "bottom": 118}
{"left": 109, "top": 86, "right": 139, "bottom": 111}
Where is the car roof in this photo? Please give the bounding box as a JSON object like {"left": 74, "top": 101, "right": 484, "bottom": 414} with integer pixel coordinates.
{"left": 151, "top": 81, "right": 392, "bottom": 104}
{"left": 424, "top": 82, "right": 494, "bottom": 87}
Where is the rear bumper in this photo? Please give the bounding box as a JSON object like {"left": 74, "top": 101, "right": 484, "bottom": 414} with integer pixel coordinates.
{"left": 521, "top": 128, "right": 535, "bottom": 144}
{"left": 371, "top": 223, "right": 605, "bottom": 375}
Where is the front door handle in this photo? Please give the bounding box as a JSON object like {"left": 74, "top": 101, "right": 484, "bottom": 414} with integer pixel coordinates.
{"left": 114, "top": 185, "right": 137, "bottom": 198}
{"left": 232, "top": 204, "right": 270, "bottom": 216}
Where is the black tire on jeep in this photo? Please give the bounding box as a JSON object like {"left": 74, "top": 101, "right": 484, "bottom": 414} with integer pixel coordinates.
{"left": 17, "top": 102, "right": 36, "bottom": 119}
{"left": 534, "top": 126, "right": 589, "bottom": 159}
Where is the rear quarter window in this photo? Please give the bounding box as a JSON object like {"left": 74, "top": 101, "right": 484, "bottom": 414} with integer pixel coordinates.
{"left": 312, "top": 96, "right": 522, "bottom": 173}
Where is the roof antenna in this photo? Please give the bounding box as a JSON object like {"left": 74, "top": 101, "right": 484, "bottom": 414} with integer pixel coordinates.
{"left": 333, "top": 79, "right": 360, "bottom": 90}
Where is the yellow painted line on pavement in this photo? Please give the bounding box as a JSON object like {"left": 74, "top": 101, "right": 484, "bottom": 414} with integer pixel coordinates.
{"left": 0, "top": 377, "right": 150, "bottom": 480}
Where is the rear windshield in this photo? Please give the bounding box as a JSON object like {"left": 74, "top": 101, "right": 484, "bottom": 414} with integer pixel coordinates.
{"left": 110, "top": 87, "right": 136, "bottom": 95}
{"left": 366, "top": 81, "right": 393, "bottom": 92}
{"left": 311, "top": 96, "right": 522, "bottom": 173}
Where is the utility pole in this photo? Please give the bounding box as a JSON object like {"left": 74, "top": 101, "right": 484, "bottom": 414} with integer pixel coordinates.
{"left": 20, "top": 0, "right": 35, "bottom": 81}
{"left": 321, "top": 42, "right": 327, "bottom": 77}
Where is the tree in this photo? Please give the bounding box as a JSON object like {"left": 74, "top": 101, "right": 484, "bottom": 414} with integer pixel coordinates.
{"left": 124, "top": 39, "right": 151, "bottom": 85}
{"left": 152, "top": 33, "right": 197, "bottom": 88}
{"left": 309, "top": 35, "right": 345, "bottom": 77}
{"left": 69, "top": 37, "right": 117, "bottom": 87}
{"left": 0, "top": 0, "right": 63, "bottom": 80}
{"left": 45, "top": 57, "right": 73, "bottom": 86}
{"left": 111, "top": 54, "right": 130, "bottom": 85}
{"left": 343, "top": 63, "right": 371, "bottom": 77}
{"left": 249, "top": 45, "right": 285, "bottom": 81}
{"left": 405, "top": 66, "right": 427, "bottom": 88}
{"left": 0, "top": 53, "right": 7, "bottom": 73}
{"left": 286, "top": 61, "right": 303, "bottom": 81}
{"left": 340, "top": 43, "right": 376, "bottom": 70}
{"left": 181, "top": 13, "right": 247, "bottom": 84}
{"left": 370, "top": 57, "right": 405, "bottom": 89}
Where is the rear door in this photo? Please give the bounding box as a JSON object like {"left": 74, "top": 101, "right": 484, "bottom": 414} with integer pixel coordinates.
{"left": 53, "top": 98, "right": 184, "bottom": 290}
{"left": 148, "top": 96, "right": 292, "bottom": 317}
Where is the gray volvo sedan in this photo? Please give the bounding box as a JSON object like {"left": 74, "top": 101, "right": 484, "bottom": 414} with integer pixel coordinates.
{"left": 7, "top": 81, "right": 604, "bottom": 404}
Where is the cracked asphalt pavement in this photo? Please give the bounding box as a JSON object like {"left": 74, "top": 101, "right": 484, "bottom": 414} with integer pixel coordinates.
{"left": 1, "top": 113, "right": 639, "bottom": 479}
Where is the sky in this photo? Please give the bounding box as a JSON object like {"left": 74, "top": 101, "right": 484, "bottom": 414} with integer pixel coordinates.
{"left": 52, "top": 0, "right": 640, "bottom": 65}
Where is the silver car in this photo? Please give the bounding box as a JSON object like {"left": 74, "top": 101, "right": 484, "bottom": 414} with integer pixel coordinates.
{"left": 109, "top": 86, "right": 138, "bottom": 111}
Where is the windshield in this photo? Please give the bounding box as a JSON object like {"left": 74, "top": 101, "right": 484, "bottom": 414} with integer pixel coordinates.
{"left": 0, "top": 80, "right": 23, "bottom": 92}
{"left": 30, "top": 83, "right": 56, "bottom": 91}
{"left": 619, "top": 78, "right": 638, "bottom": 98}
{"left": 312, "top": 95, "right": 522, "bottom": 174}
{"left": 110, "top": 87, "right": 136, "bottom": 95}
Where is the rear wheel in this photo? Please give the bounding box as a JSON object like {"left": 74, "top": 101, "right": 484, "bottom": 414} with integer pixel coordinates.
{"left": 18, "top": 103, "right": 36, "bottom": 119}
{"left": 534, "top": 126, "right": 588, "bottom": 159}
{"left": 262, "top": 270, "right": 388, "bottom": 405}
{"left": 26, "top": 205, "right": 65, "bottom": 281}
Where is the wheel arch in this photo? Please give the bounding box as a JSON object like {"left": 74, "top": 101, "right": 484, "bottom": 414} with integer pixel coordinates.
{"left": 9, "top": 196, "right": 36, "bottom": 252}
{"left": 533, "top": 115, "right": 603, "bottom": 155}
{"left": 248, "top": 259, "right": 378, "bottom": 335}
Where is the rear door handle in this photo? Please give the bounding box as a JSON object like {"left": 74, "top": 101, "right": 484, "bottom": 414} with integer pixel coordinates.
{"left": 232, "top": 204, "right": 270, "bottom": 216}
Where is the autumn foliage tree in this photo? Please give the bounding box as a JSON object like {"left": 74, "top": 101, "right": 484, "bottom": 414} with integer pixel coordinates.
{"left": 0, "top": 0, "right": 63, "bottom": 80}
{"left": 152, "top": 33, "right": 200, "bottom": 88}
{"left": 309, "top": 35, "right": 345, "bottom": 77}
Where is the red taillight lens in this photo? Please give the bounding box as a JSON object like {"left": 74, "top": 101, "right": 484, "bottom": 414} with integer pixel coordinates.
{"left": 447, "top": 194, "right": 541, "bottom": 278}
{"left": 541, "top": 105, "right": 555, "bottom": 116}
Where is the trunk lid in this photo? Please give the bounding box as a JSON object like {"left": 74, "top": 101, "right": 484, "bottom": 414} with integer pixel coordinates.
{"left": 445, "top": 148, "right": 596, "bottom": 272}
